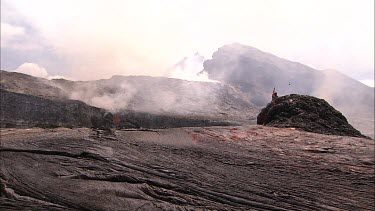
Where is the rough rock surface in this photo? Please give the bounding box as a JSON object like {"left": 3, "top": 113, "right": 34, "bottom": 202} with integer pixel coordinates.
{"left": 257, "top": 94, "right": 367, "bottom": 138}
{"left": 0, "top": 89, "right": 240, "bottom": 129}
{"left": 0, "top": 89, "right": 102, "bottom": 128}
{"left": 1, "top": 126, "right": 374, "bottom": 210}
{"left": 113, "top": 111, "right": 240, "bottom": 129}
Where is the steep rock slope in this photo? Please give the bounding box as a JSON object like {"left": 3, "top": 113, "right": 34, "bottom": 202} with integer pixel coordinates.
{"left": 0, "top": 70, "right": 67, "bottom": 100}
{"left": 0, "top": 89, "right": 102, "bottom": 128}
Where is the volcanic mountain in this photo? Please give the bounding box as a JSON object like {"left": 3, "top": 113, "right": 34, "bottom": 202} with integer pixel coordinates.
{"left": 0, "top": 70, "right": 258, "bottom": 128}
{"left": 203, "top": 43, "right": 374, "bottom": 137}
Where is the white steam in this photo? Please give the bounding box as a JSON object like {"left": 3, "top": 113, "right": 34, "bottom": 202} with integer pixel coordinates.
{"left": 59, "top": 75, "right": 252, "bottom": 121}
{"left": 166, "top": 53, "right": 218, "bottom": 83}
{"left": 359, "top": 79, "right": 374, "bottom": 87}
{"left": 69, "top": 82, "right": 138, "bottom": 112}
{"left": 313, "top": 69, "right": 374, "bottom": 136}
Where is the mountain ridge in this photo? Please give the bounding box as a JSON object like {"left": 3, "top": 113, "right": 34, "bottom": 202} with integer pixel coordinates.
{"left": 1, "top": 43, "right": 373, "bottom": 137}
{"left": 0, "top": 70, "right": 259, "bottom": 127}
{"left": 203, "top": 43, "right": 374, "bottom": 137}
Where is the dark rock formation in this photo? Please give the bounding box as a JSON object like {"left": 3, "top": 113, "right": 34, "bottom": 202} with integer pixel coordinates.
{"left": 0, "top": 89, "right": 103, "bottom": 128}
{"left": 257, "top": 94, "right": 367, "bottom": 138}
{"left": 113, "top": 110, "right": 240, "bottom": 129}
{"left": 0, "top": 89, "right": 240, "bottom": 129}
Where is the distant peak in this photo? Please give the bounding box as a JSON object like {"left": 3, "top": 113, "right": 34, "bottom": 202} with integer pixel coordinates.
{"left": 222, "top": 42, "right": 261, "bottom": 50}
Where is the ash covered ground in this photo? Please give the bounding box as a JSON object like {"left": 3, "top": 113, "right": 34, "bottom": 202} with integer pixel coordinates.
{"left": 1, "top": 126, "right": 374, "bottom": 210}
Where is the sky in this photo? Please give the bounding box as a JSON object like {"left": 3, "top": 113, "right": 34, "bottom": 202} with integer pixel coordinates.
{"left": 1, "top": 0, "right": 374, "bottom": 86}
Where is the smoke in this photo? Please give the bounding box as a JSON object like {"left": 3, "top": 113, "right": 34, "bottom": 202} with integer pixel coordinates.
{"left": 313, "top": 70, "right": 374, "bottom": 115}
{"left": 312, "top": 69, "right": 374, "bottom": 136}
{"left": 67, "top": 78, "right": 208, "bottom": 113}
{"left": 69, "top": 81, "right": 138, "bottom": 112}
{"left": 165, "top": 53, "right": 218, "bottom": 83}
{"left": 58, "top": 74, "right": 252, "bottom": 122}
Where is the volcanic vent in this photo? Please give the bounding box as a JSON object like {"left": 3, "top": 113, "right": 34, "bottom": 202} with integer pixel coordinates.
{"left": 257, "top": 94, "right": 367, "bottom": 138}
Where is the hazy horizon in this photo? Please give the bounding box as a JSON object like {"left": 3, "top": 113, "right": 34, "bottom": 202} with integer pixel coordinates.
{"left": 1, "top": 0, "right": 374, "bottom": 86}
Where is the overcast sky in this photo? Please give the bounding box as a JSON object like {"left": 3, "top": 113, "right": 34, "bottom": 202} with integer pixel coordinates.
{"left": 1, "top": 0, "right": 374, "bottom": 86}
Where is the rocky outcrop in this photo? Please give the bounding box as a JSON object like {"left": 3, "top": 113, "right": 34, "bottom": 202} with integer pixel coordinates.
{"left": 113, "top": 110, "right": 239, "bottom": 129}
{"left": 0, "top": 89, "right": 103, "bottom": 128}
{"left": 257, "top": 94, "right": 367, "bottom": 138}
{"left": 0, "top": 89, "right": 240, "bottom": 129}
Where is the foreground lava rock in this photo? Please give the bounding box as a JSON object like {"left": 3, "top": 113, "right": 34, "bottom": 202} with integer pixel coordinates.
{"left": 0, "top": 127, "right": 374, "bottom": 210}
{"left": 257, "top": 94, "right": 367, "bottom": 138}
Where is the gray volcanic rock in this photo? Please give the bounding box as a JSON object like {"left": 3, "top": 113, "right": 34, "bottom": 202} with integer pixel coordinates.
{"left": 1, "top": 126, "right": 374, "bottom": 210}
{"left": 0, "top": 89, "right": 103, "bottom": 128}
{"left": 113, "top": 110, "right": 239, "bottom": 129}
{"left": 0, "top": 70, "right": 259, "bottom": 124}
{"left": 0, "top": 70, "right": 67, "bottom": 100}
{"left": 0, "top": 88, "right": 239, "bottom": 129}
{"left": 257, "top": 94, "right": 367, "bottom": 138}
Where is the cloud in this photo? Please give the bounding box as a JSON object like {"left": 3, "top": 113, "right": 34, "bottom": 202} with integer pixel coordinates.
{"left": 13, "top": 62, "right": 48, "bottom": 78}
{"left": 13, "top": 62, "right": 74, "bottom": 80}
{"left": 2, "top": 0, "right": 374, "bottom": 81}
{"left": 12, "top": 62, "right": 73, "bottom": 80}
{"left": 1, "top": 22, "right": 25, "bottom": 46}
{"left": 1, "top": 22, "right": 42, "bottom": 51}
{"left": 0, "top": 5, "right": 66, "bottom": 75}
{"left": 1, "top": 22, "right": 24, "bottom": 38}
{"left": 360, "top": 79, "right": 375, "bottom": 87}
